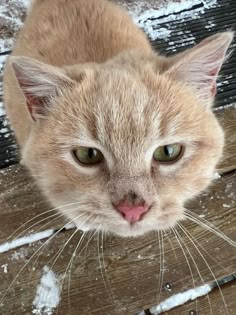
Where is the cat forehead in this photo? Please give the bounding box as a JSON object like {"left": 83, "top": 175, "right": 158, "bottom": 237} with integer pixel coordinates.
{"left": 55, "top": 68, "right": 208, "bottom": 151}
{"left": 70, "top": 70, "right": 201, "bottom": 127}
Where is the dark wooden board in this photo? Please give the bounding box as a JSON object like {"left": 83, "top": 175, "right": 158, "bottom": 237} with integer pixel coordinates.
{"left": 151, "top": 0, "right": 236, "bottom": 108}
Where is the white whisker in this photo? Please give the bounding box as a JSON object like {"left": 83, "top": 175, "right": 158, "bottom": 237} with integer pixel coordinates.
{"left": 185, "top": 209, "right": 235, "bottom": 247}
{"left": 1, "top": 214, "right": 82, "bottom": 304}
{"left": 178, "top": 222, "right": 229, "bottom": 315}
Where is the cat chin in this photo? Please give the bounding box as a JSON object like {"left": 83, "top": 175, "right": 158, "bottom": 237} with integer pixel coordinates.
{"left": 71, "top": 213, "right": 185, "bottom": 237}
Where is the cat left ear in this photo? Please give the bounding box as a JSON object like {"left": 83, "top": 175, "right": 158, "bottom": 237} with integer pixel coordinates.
{"left": 9, "top": 56, "right": 74, "bottom": 121}
{"left": 166, "top": 32, "right": 234, "bottom": 108}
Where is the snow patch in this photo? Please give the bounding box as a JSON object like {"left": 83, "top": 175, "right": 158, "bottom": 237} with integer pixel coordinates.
{"left": 11, "top": 247, "right": 28, "bottom": 261}
{"left": 0, "top": 103, "right": 6, "bottom": 116}
{"left": 213, "top": 172, "right": 221, "bottom": 180}
{"left": 1, "top": 264, "right": 8, "bottom": 274}
{"left": 149, "top": 284, "right": 212, "bottom": 314}
{"left": 133, "top": 0, "right": 218, "bottom": 41}
{"left": 0, "top": 127, "right": 8, "bottom": 133}
{"left": 64, "top": 222, "right": 76, "bottom": 230}
{"left": 213, "top": 103, "right": 236, "bottom": 111}
{"left": 32, "top": 266, "right": 61, "bottom": 315}
{"left": 0, "top": 0, "right": 30, "bottom": 52}
{"left": 205, "top": 20, "right": 216, "bottom": 29}
{"left": 0, "top": 229, "right": 54, "bottom": 253}
{"left": 19, "top": 0, "right": 31, "bottom": 7}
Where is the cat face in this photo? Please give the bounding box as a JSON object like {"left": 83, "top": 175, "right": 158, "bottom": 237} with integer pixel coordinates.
{"left": 11, "top": 32, "right": 232, "bottom": 237}
{"left": 21, "top": 65, "right": 223, "bottom": 237}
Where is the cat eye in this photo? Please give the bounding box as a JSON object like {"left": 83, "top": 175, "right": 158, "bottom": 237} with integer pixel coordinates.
{"left": 153, "top": 143, "right": 183, "bottom": 164}
{"left": 73, "top": 147, "right": 104, "bottom": 165}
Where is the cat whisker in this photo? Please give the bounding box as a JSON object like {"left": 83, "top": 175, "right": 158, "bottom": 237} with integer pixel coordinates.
{"left": 1, "top": 213, "right": 86, "bottom": 304}
{"left": 184, "top": 209, "right": 236, "bottom": 247}
{"left": 178, "top": 221, "right": 226, "bottom": 271}
{"left": 156, "top": 230, "right": 165, "bottom": 304}
{"left": 165, "top": 230, "right": 178, "bottom": 263}
{"left": 79, "top": 227, "right": 99, "bottom": 260}
{"left": 66, "top": 229, "right": 88, "bottom": 312}
{"left": 29, "top": 212, "right": 90, "bottom": 281}
{"left": 49, "top": 213, "right": 92, "bottom": 269}
{"left": 172, "top": 227, "right": 204, "bottom": 314}
{"left": 4, "top": 200, "right": 86, "bottom": 245}
{"left": 97, "top": 226, "right": 113, "bottom": 299}
{"left": 101, "top": 229, "right": 114, "bottom": 302}
{"left": 155, "top": 231, "right": 161, "bottom": 303}
{"left": 62, "top": 216, "right": 98, "bottom": 311}
{"left": 177, "top": 222, "right": 229, "bottom": 315}
{"left": 176, "top": 225, "right": 216, "bottom": 315}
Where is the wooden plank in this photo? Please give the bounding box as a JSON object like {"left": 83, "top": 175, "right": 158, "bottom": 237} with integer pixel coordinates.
{"left": 216, "top": 105, "right": 236, "bottom": 174}
{"left": 161, "top": 280, "right": 236, "bottom": 315}
{"left": 0, "top": 225, "right": 236, "bottom": 315}
{"left": 0, "top": 165, "right": 235, "bottom": 314}
{"left": 0, "top": 165, "right": 64, "bottom": 244}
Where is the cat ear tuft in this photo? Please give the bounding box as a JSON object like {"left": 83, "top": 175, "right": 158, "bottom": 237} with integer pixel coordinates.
{"left": 9, "top": 56, "right": 74, "bottom": 121}
{"left": 167, "top": 32, "right": 234, "bottom": 108}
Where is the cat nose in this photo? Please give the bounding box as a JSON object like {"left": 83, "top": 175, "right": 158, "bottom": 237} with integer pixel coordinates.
{"left": 115, "top": 202, "right": 150, "bottom": 223}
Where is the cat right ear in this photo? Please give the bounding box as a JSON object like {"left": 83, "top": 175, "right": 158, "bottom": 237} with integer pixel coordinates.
{"left": 166, "top": 32, "right": 233, "bottom": 108}
{"left": 9, "top": 56, "right": 74, "bottom": 121}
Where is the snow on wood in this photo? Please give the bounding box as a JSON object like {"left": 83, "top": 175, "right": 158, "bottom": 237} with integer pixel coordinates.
{"left": 0, "top": 0, "right": 30, "bottom": 52}
{"left": 0, "top": 102, "right": 6, "bottom": 117}
{"left": 32, "top": 266, "right": 61, "bottom": 315}
{"left": 149, "top": 284, "right": 212, "bottom": 314}
{"left": 0, "top": 229, "right": 54, "bottom": 253}
{"left": 132, "top": 0, "right": 218, "bottom": 41}
{"left": 1, "top": 263, "right": 8, "bottom": 273}
{"left": 11, "top": 247, "right": 28, "bottom": 261}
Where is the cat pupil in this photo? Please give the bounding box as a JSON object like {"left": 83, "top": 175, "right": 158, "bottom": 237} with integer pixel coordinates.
{"left": 88, "top": 148, "right": 95, "bottom": 159}
{"left": 164, "top": 145, "right": 173, "bottom": 157}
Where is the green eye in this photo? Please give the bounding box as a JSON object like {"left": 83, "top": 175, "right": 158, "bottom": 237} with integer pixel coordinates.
{"left": 153, "top": 143, "right": 183, "bottom": 163}
{"left": 73, "top": 147, "right": 104, "bottom": 165}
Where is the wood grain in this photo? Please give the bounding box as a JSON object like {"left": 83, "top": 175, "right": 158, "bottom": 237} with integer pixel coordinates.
{"left": 0, "top": 165, "right": 235, "bottom": 314}
{"left": 216, "top": 105, "right": 236, "bottom": 174}
{"left": 0, "top": 165, "right": 64, "bottom": 244}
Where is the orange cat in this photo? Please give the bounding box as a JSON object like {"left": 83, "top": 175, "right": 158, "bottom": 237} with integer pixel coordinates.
{"left": 3, "top": 0, "right": 233, "bottom": 236}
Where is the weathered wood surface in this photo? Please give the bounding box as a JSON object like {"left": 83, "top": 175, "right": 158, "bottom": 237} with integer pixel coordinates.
{"left": 164, "top": 281, "right": 236, "bottom": 315}
{"left": 0, "top": 165, "right": 235, "bottom": 314}
{"left": 216, "top": 106, "right": 236, "bottom": 174}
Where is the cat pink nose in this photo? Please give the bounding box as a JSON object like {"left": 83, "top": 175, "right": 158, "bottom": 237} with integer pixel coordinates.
{"left": 115, "top": 203, "right": 150, "bottom": 223}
